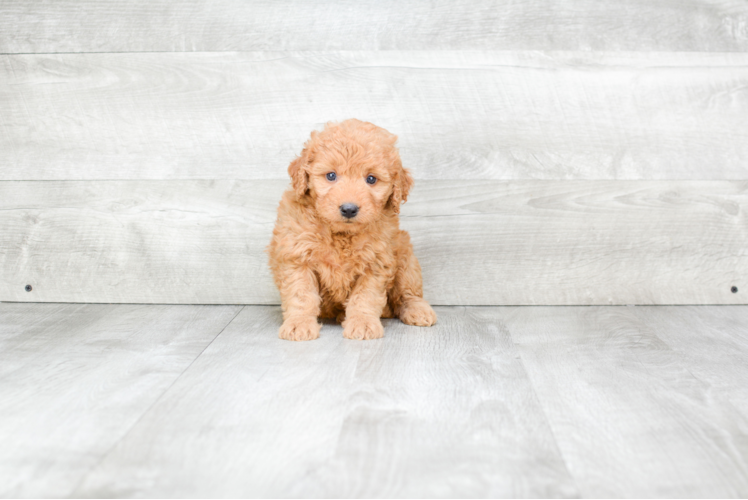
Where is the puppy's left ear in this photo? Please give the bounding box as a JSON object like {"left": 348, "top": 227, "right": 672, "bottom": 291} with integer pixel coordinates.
{"left": 388, "top": 158, "right": 414, "bottom": 215}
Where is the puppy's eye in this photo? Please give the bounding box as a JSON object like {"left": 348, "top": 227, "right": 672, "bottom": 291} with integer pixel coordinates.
{"left": 366, "top": 175, "right": 377, "bottom": 185}
{"left": 326, "top": 172, "right": 336, "bottom": 181}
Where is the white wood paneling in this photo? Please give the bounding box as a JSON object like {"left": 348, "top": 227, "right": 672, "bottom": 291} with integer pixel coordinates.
{"left": 0, "top": 303, "right": 242, "bottom": 498}
{"left": 71, "top": 306, "right": 577, "bottom": 498}
{"left": 0, "top": 180, "right": 285, "bottom": 305}
{"left": 1, "top": 0, "right": 747, "bottom": 54}
{"left": 2, "top": 51, "right": 747, "bottom": 181}
{"left": 505, "top": 306, "right": 748, "bottom": 497}
{"left": 0, "top": 179, "right": 745, "bottom": 305}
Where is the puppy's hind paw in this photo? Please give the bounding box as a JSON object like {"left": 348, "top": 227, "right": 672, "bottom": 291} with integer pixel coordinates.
{"left": 279, "top": 316, "right": 321, "bottom": 341}
{"left": 342, "top": 315, "right": 384, "bottom": 340}
{"left": 399, "top": 298, "right": 437, "bottom": 327}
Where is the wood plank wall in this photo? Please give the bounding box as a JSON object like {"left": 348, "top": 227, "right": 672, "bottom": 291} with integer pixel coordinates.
{"left": 2, "top": 0, "right": 748, "bottom": 53}
{"left": 1, "top": 1, "right": 747, "bottom": 305}
{"left": 3, "top": 52, "right": 748, "bottom": 181}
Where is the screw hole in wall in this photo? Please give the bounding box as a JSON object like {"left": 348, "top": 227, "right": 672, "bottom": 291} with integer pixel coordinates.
{"left": 732, "top": 286, "right": 739, "bottom": 294}
{"left": 25, "top": 284, "right": 32, "bottom": 292}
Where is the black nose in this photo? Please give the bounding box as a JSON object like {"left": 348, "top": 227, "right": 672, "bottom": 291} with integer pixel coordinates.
{"left": 340, "top": 203, "right": 359, "bottom": 219}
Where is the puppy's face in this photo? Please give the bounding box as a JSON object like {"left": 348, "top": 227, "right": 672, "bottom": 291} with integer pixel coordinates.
{"left": 288, "top": 120, "right": 413, "bottom": 233}
{"left": 308, "top": 150, "right": 393, "bottom": 231}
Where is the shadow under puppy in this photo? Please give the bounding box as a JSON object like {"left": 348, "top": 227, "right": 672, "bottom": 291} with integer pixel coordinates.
{"left": 268, "top": 119, "right": 437, "bottom": 341}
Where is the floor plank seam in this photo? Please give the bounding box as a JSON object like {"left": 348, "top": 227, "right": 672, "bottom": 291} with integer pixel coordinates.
{"left": 505, "top": 325, "right": 582, "bottom": 498}
{"left": 65, "top": 305, "right": 246, "bottom": 496}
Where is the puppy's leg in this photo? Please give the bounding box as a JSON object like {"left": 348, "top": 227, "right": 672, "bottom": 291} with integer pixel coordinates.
{"left": 277, "top": 265, "right": 322, "bottom": 341}
{"left": 342, "top": 274, "right": 388, "bottom": 340}
{"left": 335, "top": 311, "right": 346, "bottom": 324}
{"left": 380, "top": 302, "right": 395, "bottom": 319}
{"left": 391, "top": 231, "right": 437, "bottom": 327}
{"left": 338, "top": 303, "right": 392, "bottom": 324}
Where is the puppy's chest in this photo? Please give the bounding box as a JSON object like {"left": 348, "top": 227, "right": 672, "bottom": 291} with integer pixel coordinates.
{"left": 311, "top": 236, "right": 390, "bottom": 297}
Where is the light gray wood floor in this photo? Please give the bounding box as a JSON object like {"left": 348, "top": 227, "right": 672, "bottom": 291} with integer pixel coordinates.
{"left": 2, "top": 303, "right": 748, "bottom": 498}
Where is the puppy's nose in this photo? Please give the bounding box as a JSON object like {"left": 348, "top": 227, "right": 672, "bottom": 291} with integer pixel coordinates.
{"left": 340, "top": 203, "right": 359, "bottom": 219}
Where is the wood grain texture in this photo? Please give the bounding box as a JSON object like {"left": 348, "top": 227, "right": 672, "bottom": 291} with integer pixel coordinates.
{"left": 2, "top": 51, "right": 748, "bottom": 181}
{"left": 0, "top": 303, "right": 242, "bottom": 498}
{"left": 72, "top": 306, "right": 577, "bottom": 498}
{"left": 635, "top": 306, "right": 748, "bottom": 416}
{"left": 1, "top": 179, "right": 745, "bottom": 306}
{"left": 2, "top": 0, "right": 748, "bottom": 53}
{"left": 0, "top": 180, "right": 285, "bottom": 305}
{"left": 505, "top": 305, "right": 748, "bottom": 497}
{"left": 3, "top": 304, "right": 748, "bottom": 497}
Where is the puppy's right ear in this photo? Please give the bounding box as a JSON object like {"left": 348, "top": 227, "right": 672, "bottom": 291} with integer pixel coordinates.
{"left": 288, "top": 132, "right": 318, "bottom": 199}
{"left": 288, "top": 153, "right": 309, "bottom": 199}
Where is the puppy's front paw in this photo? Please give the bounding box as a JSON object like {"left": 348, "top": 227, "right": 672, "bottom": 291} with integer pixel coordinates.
{"left": 342, "top": 315, "right": 384, "bottom": 340}
{"left": 399, "top": 298, "right": 437, "bottom": 327}
{"left": 279, "top": 316, "right": 321, "bottom": 341}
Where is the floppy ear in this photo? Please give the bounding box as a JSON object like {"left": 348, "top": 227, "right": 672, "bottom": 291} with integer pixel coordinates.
{"left": 388, "top": 158, "right": 414, "bottom": 215}
{"left": 288, "top": 137, "right": 316, "bottom": 199}
{"left": 288, "top": 154, "right": 309, "bottom": 199}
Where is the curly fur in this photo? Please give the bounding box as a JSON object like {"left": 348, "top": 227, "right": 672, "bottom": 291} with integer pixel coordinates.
{"left": 267, "top": 119, "right": 437, "bottom": 341}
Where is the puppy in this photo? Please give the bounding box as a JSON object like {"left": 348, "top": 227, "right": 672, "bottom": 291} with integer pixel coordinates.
{"left": 268, "top": 119, "right": 437, "bottom": 341}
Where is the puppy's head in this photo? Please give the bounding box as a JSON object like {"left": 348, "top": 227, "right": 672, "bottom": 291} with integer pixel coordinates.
{"left": 288, "top": 119, "right": 413, "bottom": 233}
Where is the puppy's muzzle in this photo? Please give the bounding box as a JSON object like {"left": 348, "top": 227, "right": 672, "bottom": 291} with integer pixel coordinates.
{"left": 340, "top": 203, "right": 359, "bottom": 219}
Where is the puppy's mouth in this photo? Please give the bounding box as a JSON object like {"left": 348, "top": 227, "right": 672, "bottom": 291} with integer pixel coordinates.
{"left": 330, "top": 217, "right": 363, "bottom": 232}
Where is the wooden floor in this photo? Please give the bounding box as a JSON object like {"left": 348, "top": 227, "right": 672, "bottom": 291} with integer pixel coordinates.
{"left": 3, "top": 2, "right": 747, "bottom": 497}
{"left": 2, "top": 303, "right": 748, "bottom": 498}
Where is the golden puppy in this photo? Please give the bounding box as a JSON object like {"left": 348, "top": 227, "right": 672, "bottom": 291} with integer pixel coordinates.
{"left": 268, "top": 119, "right": 437, "bottom": 341}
